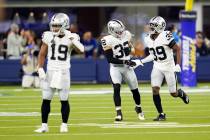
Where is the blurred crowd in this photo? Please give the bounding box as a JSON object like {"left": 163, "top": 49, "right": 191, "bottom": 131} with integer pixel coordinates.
{"left": 1, "top": 23, "right": 210, "bottom": 60}
{"left": 167, "top": 24, "right": 210, "bottom": 57}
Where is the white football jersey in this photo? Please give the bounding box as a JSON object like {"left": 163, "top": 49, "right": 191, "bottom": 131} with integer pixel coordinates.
{"left": 144, "top": 30, "right": 176, "bottom": 71}
{"left": 42, "top": 31, "right": 79, "bottom": 70}
{"left": 101, "top": 30, "right": 132, "bottom": 61}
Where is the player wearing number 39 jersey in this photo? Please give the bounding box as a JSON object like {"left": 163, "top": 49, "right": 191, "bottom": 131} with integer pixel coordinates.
{"left": 35, "top": 13, "right": 84, "bottom": 133}
{"left": 133, "top": 16, "right": 189, "bottom": 121}
{"left": 101, "top": 19, "right": 145, "bottom": 122}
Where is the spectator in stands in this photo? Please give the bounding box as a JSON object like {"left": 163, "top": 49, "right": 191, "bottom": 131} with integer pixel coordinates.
{"left": 134, "top": 25, "right": 150, "bottom": 57}
{"left": 81, "top": 31, "right": 98, "bottom": 58}
{"left": 7, "top": 23, "right": 26, "bottom": 59}
{"left": 168, "top": 24, "right": 181, "bottom": 44}
{"left": 196, "top": 31, "right": 208, "bottom": 57}
{"left": 21, "top": 43, "right": 39, "bottom": 88}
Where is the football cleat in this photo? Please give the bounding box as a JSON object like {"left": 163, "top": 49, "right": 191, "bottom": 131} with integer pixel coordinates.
{"left": 153, "top": 113, "right": 166, "bottom": 121}
{"left": 34, "top": 124, "right": 49, "bottom": 133}
{"left": 178, "top": 89, "right": 190, "bottom": 104}
{"left": 135, "top": 106, "right": 145, "bottom": 120}
{"left": 115, "top": 110, "right": 123, "bottom": 121}
{"left": 138, "top": 112, "right": 145, "bottom": 120}
{"left": 60, "top": 123, "right": 68, "bottom": 133}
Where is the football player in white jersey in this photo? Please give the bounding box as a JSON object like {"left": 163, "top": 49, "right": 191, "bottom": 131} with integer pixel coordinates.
{"left": 34, "top": 13, "right": 84, "bottom": 133}
{"left": 133, "top": 16, "right": 189, "bottom": 121}
{"left": 101, "top": 19, "right": 145, "bottom": 122}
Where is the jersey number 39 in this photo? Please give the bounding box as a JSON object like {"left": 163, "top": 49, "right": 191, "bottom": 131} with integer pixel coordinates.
{"left": 149, "top": 46, "right": 167, "bottom": 61}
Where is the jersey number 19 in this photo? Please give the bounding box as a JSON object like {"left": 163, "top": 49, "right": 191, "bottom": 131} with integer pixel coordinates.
{"left": 50, "top": 44, "right": 68, "bottom": 61}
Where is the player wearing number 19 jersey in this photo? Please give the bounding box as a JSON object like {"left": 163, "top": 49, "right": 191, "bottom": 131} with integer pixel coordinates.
{"left": 35, "top": 13, "right": 84, "bottom": 133}
{"left": 101, "top": 20, "right": 145, "bottom": 122}
{"left": 133, "top": 16, "right": 189, "bottom": 121}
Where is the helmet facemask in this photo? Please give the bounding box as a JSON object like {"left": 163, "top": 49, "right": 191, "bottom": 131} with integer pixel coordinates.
{"left": 149, "top": 16, "right": 166, "bottom": 34}
{"left": 50, "top": 23, "right": 65, "bottom": 36}
{"left": 108, "top": 20, "right": 125, "bottom": 38}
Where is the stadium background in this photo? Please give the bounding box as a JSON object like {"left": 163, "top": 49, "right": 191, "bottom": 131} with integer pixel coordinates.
{"left": 0, "top": 0, "right": 210, "bottom": 83}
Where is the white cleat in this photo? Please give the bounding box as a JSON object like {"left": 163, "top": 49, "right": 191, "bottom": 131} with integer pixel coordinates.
{"left": 60, "top": 123, "right": 68, "bottom": 133}
{"left": 115, "top": 115, "right": 123, "bottom": 122}
{"left": 34, "top": 123, "right": 49, "bottom": 133}
{"left": 138, "top": 112, "right": 145, "bottom": 120}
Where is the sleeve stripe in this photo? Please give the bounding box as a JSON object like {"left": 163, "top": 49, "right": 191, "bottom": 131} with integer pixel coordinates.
{"left": 168, "top": 39, "right": 176, "bottom": 48}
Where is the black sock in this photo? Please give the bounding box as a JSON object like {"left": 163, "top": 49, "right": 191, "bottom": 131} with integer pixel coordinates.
{"left": 61, "top": 101, "right": 70, "bottom": 123}
{"left": 153, "top": 94, "right": 163, "bottom": 114}
{"left": 41, "top": 99, "right": 51, "bottom": 123}
{"left": 113, "top": 84, "right": 121, "bottom": 107}
{"left": 131, "top": 88, "right": 141, "bottom": 106}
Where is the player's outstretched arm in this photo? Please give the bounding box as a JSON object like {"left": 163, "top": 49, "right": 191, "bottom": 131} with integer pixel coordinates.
{"left": 141, "top": 54, "right": 155, "bottom": 64}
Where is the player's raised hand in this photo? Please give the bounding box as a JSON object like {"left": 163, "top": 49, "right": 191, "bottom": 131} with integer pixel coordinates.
{"left": 37, "top": 68, "right": 46, "bottom": 80}
{"left": 131, "top": 59, "right": 144, "bottom": 69}
{"left": 174, "top": 64, "right": 181, "bottom": 72}
{"left": 124, "top": 60, "right": 136, "bottom": 67}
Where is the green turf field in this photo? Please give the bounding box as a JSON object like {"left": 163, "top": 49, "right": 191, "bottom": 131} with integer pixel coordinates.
{"left": 0, "top": 83, "right": 210, "bottom": 140}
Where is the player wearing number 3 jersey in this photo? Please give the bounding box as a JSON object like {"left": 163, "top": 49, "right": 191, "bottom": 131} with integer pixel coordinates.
{"left": 133, "top": 16, "right": 189, "bottom": 121}
{"left": 35, "top": 13, "right": 84, "bottom": 133}
{"left": 101, "top": 19, "right": 145, "bottom": 122}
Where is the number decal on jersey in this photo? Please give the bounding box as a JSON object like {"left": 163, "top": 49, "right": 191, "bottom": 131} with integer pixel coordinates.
{"left": 50, "top": 44, "right": 56, "bottom": 60}
{"left": 113, "top": 41, "right": 130, "bottom": 58}
{"left": 58, "top": 45, "right": 68, "bottom": 61}
{"left": 114, "top": 41, "right": 130, "bottom": 58}
{"left": 149, "top": 46, "right": 167, "bottom": 61}
{"left": 50, "top": 44, "right": 68, "bottom": 61}
{"left": 114, "top": 44, "right": 124, "bottom": 58}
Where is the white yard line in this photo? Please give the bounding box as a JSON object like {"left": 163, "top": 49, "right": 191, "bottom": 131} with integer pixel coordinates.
{"left": 1, "top": 116, "right": 210, "bottom": 122}
{"left": 0, "top": 122, "right": 210, "bottom": 129}
{"left": 0, "top": 88, "right": 210, "bottom": 95}
{"left": 0, "top": 131, "right": 209, "bottom": 137}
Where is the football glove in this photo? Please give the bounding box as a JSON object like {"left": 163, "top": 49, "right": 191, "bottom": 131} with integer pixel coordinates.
{"left": 131, "top": 59, "right": 144, "bottom": 69}
{"left": 124, "top": 47, "right": 131, "bottom": 56}
{"left": 174, "top": 64, "right": 181, "bottom": 72}
{"left": 124, "top": 60, "right": 136, "bottom": 67}
{"left": 37, "top": 68, "right": 46, "bottom": 80}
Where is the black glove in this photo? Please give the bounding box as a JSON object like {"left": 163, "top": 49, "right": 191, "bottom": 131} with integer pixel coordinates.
{"left": 32, "top": 72, "right": 39, "bottom": 76}
{"left": 124, "top": 60, "right": 136, "bottom": 67}
{"left": 124, "top": 47, "right": 131, "bottom": 56}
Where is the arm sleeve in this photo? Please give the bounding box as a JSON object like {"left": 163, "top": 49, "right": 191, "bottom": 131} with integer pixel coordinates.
{"left": 104, "top": 49, "right": 124, "bottom": 64}
{"left": 168, "top": 39, "right": 176, "bottom": 48}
